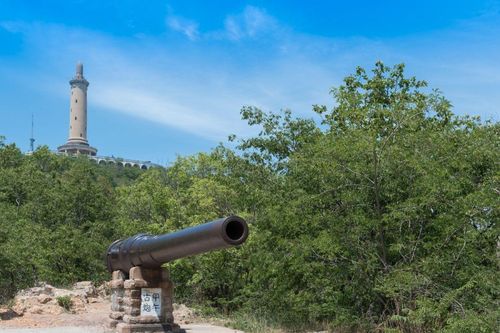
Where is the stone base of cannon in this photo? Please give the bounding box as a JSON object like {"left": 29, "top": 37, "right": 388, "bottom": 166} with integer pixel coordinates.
{"left": 108, "top": 266, "right": 184, "bottom": 333}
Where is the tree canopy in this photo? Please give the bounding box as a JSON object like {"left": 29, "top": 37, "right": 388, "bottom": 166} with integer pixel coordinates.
{"left": 0, "top": 62, "right": 497, "bottom": 332}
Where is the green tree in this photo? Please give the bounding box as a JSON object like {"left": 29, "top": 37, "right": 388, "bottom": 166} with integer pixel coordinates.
{"left": 0, "top": 61, "right": 497, "bottom": 333}
{"left": 230, "top": 62, "right": 498, "bottom": 331}
{"left": 0, "top": 143, "right": 117, "bottom": 298}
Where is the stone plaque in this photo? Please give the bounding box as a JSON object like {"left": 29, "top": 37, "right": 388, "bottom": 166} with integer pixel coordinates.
{"left": 140, "top": 288, "right": 162, "bottom": 317}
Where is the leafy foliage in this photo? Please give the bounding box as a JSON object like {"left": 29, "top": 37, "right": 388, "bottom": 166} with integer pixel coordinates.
{"left": 0, "top": 62, "right": 497, "bottom": 332}
{"left": 56, "top": 295, "right": 72, "bottom": 311}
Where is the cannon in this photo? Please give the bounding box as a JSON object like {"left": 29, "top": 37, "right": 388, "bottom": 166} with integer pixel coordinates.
{"left": 106, "top": 215, "right": 249, "bottom": 273}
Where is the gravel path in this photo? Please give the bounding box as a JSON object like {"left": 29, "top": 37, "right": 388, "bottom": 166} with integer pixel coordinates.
{"left": 0, "top": 324, "right": 243, "bottom": 333}
{"left": 0, "top": 328, "right": 104, "bottom": 333}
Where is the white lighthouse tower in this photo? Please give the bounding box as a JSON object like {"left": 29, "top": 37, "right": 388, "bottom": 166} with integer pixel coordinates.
{"left": 58, "top": 63, "right": 97, "bottom": 156}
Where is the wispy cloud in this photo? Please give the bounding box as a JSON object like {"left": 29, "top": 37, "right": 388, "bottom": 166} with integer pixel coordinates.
{"left": 166, "top": 12, "right": 199, "bottom": 40}
{"left": 223, "top": 6, "right": 279, "bottom": 40}
{"left": 165, "top": 5, "right": 280, "bottom": 42}
{"left": 0, "top": 5, "right": 498, "bottom": 148}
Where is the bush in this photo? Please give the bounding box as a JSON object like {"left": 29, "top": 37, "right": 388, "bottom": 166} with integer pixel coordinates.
{"left": 56, "top": 295, "right": 72, "bottom": 311}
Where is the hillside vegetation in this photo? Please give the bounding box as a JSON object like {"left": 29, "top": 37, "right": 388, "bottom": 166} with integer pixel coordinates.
{"left": 0, "top": 63, "right": 498, "bottom": 332}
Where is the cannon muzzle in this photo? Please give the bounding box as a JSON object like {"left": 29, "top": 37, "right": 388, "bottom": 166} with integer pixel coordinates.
{"left": 106, "top": 216, "right": 249, "bottom": 273}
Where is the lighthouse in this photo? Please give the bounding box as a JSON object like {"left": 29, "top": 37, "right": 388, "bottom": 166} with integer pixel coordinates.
{"left": 58, "top": 63, "right": 97, "bottom": 156}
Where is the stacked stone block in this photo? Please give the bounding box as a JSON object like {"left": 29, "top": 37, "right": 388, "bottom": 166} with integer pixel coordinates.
{"left": 109, "top": 266, "right": 183, "bottom": 333}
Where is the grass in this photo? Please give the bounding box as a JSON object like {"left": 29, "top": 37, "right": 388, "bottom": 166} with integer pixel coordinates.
{"left": 189, "top": 305, "right": 283, "bottom": 333}
{"left": 226, "top": 311, "right": 284, "bottom": 333}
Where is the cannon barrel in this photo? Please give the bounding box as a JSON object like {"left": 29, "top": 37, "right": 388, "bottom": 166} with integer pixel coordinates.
{"left": 106, "top": 216, "right": 249, "bottom": 272}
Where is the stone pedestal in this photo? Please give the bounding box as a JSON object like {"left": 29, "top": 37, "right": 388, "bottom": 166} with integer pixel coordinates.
{"left": 109, "top": 267, "right": 184, "bottom": 333}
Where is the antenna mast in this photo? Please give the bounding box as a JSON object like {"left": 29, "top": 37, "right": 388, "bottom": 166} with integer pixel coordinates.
{"left": 29, "top": 114, "right": 35, "bottom": 152}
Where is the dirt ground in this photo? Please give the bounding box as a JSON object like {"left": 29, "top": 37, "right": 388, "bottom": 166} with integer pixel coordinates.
{"left": 0, "top": 301, "right": 110, "bottom": 329}
{"left": 0, "top": 299, "right": 242, "bottom": 333}
{"left": 0, "top": 325, "right": 241, "bottom": 333}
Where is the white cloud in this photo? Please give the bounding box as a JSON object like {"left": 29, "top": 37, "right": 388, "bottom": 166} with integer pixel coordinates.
{"left": 223, "top": 6, "right": 279, "bottom": 41}
{"left": 166, "top": 14, "right": 199, "bottom": 40}
{"left": 224, "top": 17, "right": 242, "bottom": 41}
{"left": 167, "top": 6, "right": 280, "bottom": 42}
{"left": 92, "top": 86, "right": 232, "bottom": 139}
{"left": 0, "top": 6, "right": 498, "bottom": 148}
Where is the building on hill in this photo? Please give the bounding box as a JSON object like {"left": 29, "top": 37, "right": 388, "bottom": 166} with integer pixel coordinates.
{"left": 57, "top": 63, "right": 159, "bottom": 169}
{"left": 57, "top": 62, "right": 97, "bottom": 156}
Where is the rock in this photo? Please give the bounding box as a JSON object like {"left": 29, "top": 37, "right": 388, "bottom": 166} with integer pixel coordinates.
{"left": 16, "top": 283, "right": 54, "bottom": 298}
{"left": 37, "top": 294, "right": 52, "bottom": 304}
{"left": 12, "top": 295, "right": 40, "bottom": 315}
{"left": 40, "top": 304, "right": 64, "bottom": 315}
{"left": 109, "top": 311, "right": 124, "bottom": 320}
{"left": 70, "top": 296, "right": 87, "bottom": 313}
{"left": 97, "top": 282, "right": 111, "bottom": 298}
{"left": 27, "top": 305, "right": 43, "bottom": 314}
{"left": 52, "top": 288, "right": 77, "bottom": 298}
{"left": 108, "top": 319, "right": 120, "bottom": 328}
{"left": 73, "top": 281, "right": 97, "bottom": 298}
{"left": 8, "top": 280, "right": 107, "bottom": 317}
{"left": 0, "top": 307, "right": 19, "bottom": 320}
{"left": 11, "top": 302, "right": 26, "bottom": 315}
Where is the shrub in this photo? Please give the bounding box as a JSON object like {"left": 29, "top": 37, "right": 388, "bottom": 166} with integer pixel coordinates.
{"left": 56, "top": 295, "right": 72, "bottom": 311}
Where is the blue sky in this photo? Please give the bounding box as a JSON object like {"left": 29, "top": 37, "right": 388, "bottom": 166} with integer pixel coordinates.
{"left": 0, "top": 0, "right": 499, "bottom": 164}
